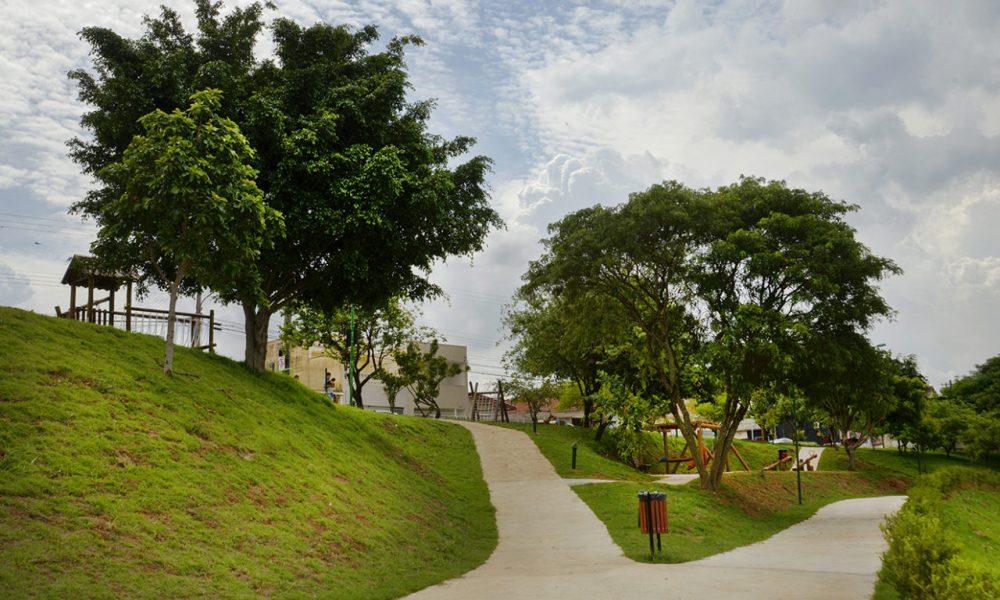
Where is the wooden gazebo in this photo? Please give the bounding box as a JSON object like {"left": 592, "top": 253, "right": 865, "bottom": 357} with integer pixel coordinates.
{"left": 647, "top": 420, "right": 751, "bottom": 474}
{"left": 55, "top": 255, "right": 216, "bottom": 351}
{"left": 56, "top": 255, "right": 132, "bottom": 327}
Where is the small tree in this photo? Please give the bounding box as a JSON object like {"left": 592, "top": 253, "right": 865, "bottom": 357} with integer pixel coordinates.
{"left": 508, "top": 377, "right": 559, "bottom": 434}
{"left": 394, "top": 340, "right": 464, "bottom": 418}
{"left": 93, "top": 89, "right": 281, "bottom": 375}
{"left": 283, "top": 300, "right": 424, "bottom": 408}
{"left": 374, "top": 368, "right": 409, "bottom": 414}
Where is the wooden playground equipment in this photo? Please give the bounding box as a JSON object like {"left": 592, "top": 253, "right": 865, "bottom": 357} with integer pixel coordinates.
{"left": 468, "top": 381, "right": 510, "bottom": 422}
{"left": 762, "top": 449, "right": 819, "bottom": 471}
{"left": 647, "top": 420, "right": 751, "bottom": 474}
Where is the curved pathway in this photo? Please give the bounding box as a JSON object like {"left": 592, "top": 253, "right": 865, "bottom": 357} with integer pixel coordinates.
{"left": 405, "top": 422, "right": 904, "bottom": 600}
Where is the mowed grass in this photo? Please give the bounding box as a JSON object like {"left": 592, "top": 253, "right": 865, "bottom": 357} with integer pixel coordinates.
{"left": 501, "top": 419, "right": 919, "bottom": 565}
{"left": 574, "top": 471, "right": 908, "bottom": 563}
{"left": 939, "top": 487, "right": 1000, "bottom": 577}
{"left": 493, "top": 422, "right": 787, "bottom": 481}
{"left": 0, "top": 307, "right": 496, "bottom": 598}
{"left": 819, "top": 445, "right": 1000, "bottom": 477}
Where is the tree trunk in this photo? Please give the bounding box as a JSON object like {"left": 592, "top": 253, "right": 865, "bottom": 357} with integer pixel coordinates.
{"left": 243, "top": 303, "right": 272, "bottom": 371}
{"left": 351, "top": 368, "right": 365, "bottom": 409}
{"left": 708, "top": 405, "right": 747, "bottom": 489}
{"left": 845, "top": 438, "right": 858, "bottom": 470}
{"left": 163, "top": 275, "right": 182, "bottom": 376}
{"left": 434, "top": 403, "right": 441, "bottom": 419}
{"left": 583, "top": 396, "right": 593, "bottom": 428}
{"left": 594, "top": 418, "right": 609, "bottom": 441}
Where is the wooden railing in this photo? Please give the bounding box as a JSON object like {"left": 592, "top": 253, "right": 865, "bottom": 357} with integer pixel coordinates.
{"left": 56, "top": 302, "right": 218, "bottom": 352}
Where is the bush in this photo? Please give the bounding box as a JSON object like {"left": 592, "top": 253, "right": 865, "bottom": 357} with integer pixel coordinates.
{"left": 929, "top": 558, "right": 998, "bottom": 598}
{"left": 878, "top": 468, "right": 1000, "bottom": 599}
{"left": 879, "top": 510, "right": 959, "bottom": 598}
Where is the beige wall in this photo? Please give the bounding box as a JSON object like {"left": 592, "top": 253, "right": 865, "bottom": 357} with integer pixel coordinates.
{"left": 265, "top": 340, "right": 469, "bottom": 417}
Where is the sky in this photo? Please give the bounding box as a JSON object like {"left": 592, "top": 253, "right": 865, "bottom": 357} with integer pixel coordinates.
{"left": 1, "top": 0, "right": 999, "bottom": 389}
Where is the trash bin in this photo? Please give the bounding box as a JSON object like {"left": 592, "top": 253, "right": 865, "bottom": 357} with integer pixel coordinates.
{"left": 778, "top": 448, "right": 789, "bottom": 462}
{"left": 638, "top": 491, "right": 668, "bottom": 557}
{"left": 637, "top": 491, "right": 668, "bottom": 534}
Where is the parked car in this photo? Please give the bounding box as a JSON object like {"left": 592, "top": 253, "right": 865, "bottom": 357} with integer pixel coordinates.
{"left": 771, "top": 437, "right": 794, "bottom": 444}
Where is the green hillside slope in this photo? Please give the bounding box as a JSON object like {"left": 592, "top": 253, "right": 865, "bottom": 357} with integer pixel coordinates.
{"left": 0, "top": 307, "right": 496, "bottom": 598}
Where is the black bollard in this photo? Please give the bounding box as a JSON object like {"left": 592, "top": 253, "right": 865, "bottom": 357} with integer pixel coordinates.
{"left": 572, "top": 442, "right": 578, "bottom": 470}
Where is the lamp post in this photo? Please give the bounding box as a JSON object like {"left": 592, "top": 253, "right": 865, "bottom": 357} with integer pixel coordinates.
{"left": 347, "top": 305, "right": 356, "bottom": 407}
{"left": 792, "top": 396, "right": 803, "bottom": 505}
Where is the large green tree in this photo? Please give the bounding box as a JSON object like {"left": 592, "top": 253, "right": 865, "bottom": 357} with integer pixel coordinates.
{"left": 799, "top": 332, "right": 903, "bottom": 470}
{"left": 69, "top": 1, "right": 502, "bottom": 370}
{"left": 503, "top": 289, "right": 628, "bottom": 428}
{"left": 519, "top": 178, "right": 898, "bottom": 489}
{"left": 93, "top": 89, "right": 280, "bottom": 376}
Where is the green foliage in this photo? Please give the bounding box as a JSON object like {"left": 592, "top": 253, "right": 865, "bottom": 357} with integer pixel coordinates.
{"left": 942, "top": 354, "right": 1000, "bottom": 460}
{"left": 943, "top": 355, "right": 1000, "bottom": 414}
{"left": 394, "top": 340, "right": 464, "bottom": 418}
{"left": 0, "top": 308, "right": 495, "bottom": 598}
{"left": 878, "top": 468, "right": 1000, "bottom": 599}
{"left": 594, "top": 374, "right": 669, "bottom": 467}
{"left": 799, "top": 333, "right": 905, "bottom": 469}
{"left": 512, "top": 176, "right": 898, "bottom": 489}
{"left": 92, "top": 88, "right": 282, "bottom": 375}
{"left": 69, "top": 1, "right": 503, "bottom": 369}
{"left": 505, "top": 377, "right": 559, "bottom": 424}
{"left": 503, "top": 289, "right": 626, "bottom": 426}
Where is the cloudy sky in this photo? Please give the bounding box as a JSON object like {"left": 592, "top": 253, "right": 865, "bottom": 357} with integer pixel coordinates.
{"left": 2, "top": 0, "right": 998, "bottom": 389}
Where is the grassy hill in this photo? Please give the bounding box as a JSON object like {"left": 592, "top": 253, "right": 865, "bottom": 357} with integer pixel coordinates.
{"left": 0, "top": 307, "right": 496, "bottom": 598}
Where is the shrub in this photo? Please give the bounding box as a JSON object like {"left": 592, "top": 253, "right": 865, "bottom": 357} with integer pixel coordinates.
{"left": 878, "top": 467, "right": 1000, "bottom": 599}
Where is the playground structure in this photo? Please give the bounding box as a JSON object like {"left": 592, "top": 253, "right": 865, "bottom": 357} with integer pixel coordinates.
{"left": 763, "top": 450, "right": 819, "bottom": 471}
{"left": 647, "top": 420, "right": 751, "bottom": 474}
{"left": 468, "top": 381, "right": 510, "bottom": 422}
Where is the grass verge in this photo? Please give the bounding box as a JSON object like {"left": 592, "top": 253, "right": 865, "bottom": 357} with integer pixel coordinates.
{"left": 574, "top": 471, "right": 907, "bottom": 563}
{"left": 0, "top": 307, "right": 496, "bottom": 599}
{"left": 493, "top": 422, "right": 794, "bottom": 481}
{"left": 877, "top": 467, "right": 1000, "bottom": 598}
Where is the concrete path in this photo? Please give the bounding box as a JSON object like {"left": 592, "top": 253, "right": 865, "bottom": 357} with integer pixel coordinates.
{"left": 405, "top": 423, "right": 904, "bottom": 600}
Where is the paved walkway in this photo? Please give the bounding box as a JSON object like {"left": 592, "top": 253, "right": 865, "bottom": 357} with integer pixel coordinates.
{"left": 405, "top": 423, "right": 904, "bottom": 600}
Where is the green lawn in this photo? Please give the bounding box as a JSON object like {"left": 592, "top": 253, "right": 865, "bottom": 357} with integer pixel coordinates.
{"left": 820, "top": 445, "right": 1000, "bottom": 477}
{"left": 0, "top": 307, "right": 496, "bottom": 598}
{"left": 574, "top": 471, "right": 907, "bottom": 563}
{"left": 940, "top": 487, "right": 1000, "bottom": 577}
{"left": 493, "top": 421, "right": 792, "bottom": 481}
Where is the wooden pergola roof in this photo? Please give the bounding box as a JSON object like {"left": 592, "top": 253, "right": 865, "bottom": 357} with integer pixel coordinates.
{"left": 60, "top": 255, "right": 128, "bottom": 290}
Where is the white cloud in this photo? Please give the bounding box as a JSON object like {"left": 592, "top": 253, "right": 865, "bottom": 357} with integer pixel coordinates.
{"left": 2, "top": 0, "right": 999, "bottom": 388}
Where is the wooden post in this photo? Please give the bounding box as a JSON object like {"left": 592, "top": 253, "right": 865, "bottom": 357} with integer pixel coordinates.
{"left": 125, "top": 280, "right": 133, "bottom": 331}
{"left": 108, "top": 287, "right": 116, "bottom": 328}
{"left": 662, "top": 430, "right": 669, "bottom": 474}
{"left": 470, "top": 382, "right": 479, "bottom": 422}
{"left": 497, "top": 380, "right": 509, "bottom": 423}
{"left": 69, "top": 285, "right": 77, "bottom": 320}
{"left": 208, "top": 309, "right": 215, "bottom": 353}
{"left": 87, "top": 276, "right": 95, "bottom": 323}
